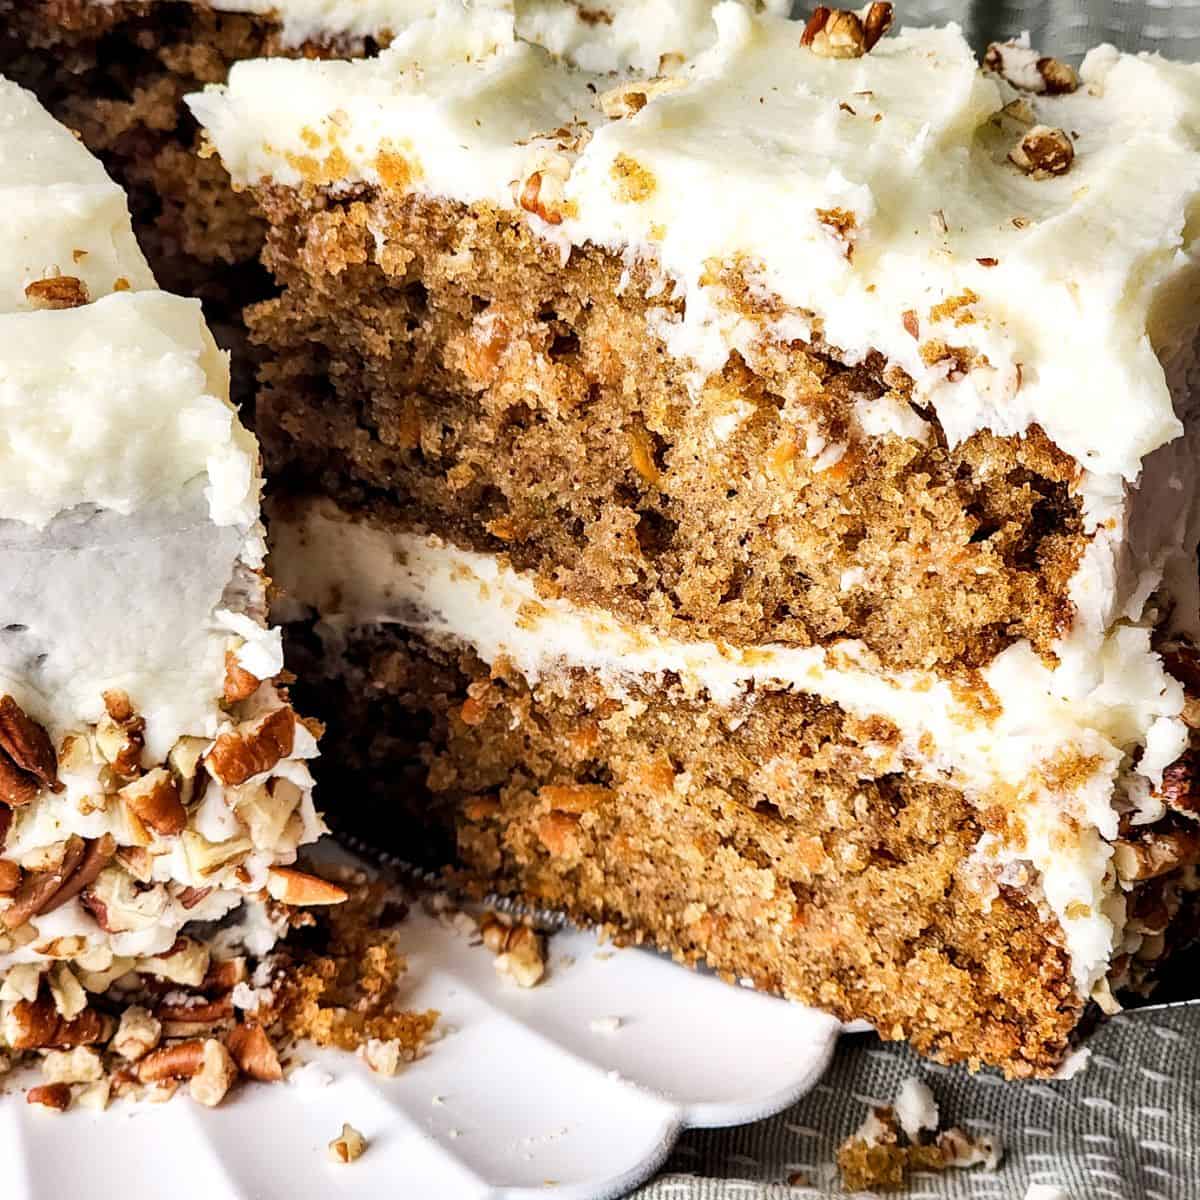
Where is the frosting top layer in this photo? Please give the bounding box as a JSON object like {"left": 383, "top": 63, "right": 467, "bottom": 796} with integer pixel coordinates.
{"left": 191, "top": 4, "right": 1200, "bottom": 482}
{"left": 0, "top": 78, "right": 258, "bottom": 531}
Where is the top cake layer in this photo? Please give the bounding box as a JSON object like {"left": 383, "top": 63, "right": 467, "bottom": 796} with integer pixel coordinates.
{"left": 192, "top": 4, "right": 1200, "bottom": 492}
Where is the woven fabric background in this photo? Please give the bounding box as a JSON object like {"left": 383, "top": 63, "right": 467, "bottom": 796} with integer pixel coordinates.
{"left": 628, "top": 4, "right": 1200, "bottom": 1197}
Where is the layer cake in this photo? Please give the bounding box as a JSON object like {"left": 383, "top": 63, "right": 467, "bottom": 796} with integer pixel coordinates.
{"left": 189, "top": 4, "right": 1200, "bottom": 1076}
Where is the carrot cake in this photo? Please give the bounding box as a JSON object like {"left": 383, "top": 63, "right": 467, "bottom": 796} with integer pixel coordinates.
{"left": 0, "top": 77, "right": 344, "bottom": 1103}
{"left": 185, "top": 3, "right": 1200, "bottom": 1077}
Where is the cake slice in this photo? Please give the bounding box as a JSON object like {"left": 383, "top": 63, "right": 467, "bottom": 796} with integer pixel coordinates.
{"left": 0, "top": 77, "right": 339, "bottom": 1097}
{"left": 191, "top": 6, "right": 1200, "bottom": 1075}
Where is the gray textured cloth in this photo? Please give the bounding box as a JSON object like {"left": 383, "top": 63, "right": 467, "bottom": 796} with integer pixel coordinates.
{"left": 633, "top": 1006, "right": 1198, "bottom": 1198}
{"left": 629, "top": 4, "right": 1200, "bottom": 1197}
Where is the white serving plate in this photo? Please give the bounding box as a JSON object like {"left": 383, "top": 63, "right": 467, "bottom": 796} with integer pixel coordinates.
{"left": 3, "top": 899, "right": 842, "bottom": 1200}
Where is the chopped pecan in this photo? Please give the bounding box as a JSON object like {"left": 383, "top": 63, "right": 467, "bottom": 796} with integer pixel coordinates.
{"left": 96, "top": 691, "right": 145, "bottom": 778}
{"left": 201, "top": 957, "right": 246, "bottom": 993}
{"left": 0, "top": 859, "right": 20, "bottom": 894}
{"left": 265, "top": 866, "right": 349, "bottom": 906}
{"left": 154, "top": 997, "right": 234, "bottom": 1026}
{"left": 24, "top": 276, "right": 89, "bottom": 310}
{"left": 120, "top": 768, "right": 186, "bottom": 835}
{"left": 177, "top": 885, "right": 214, "bottom": 910}
{"left": 328, "top": 1123, "right": 367, "bottom": 1164}
{"left": 597, "top": 75, "right": 687, "bottom": 119}
{"left": 206, "top": 706, "right": 296, "bottom": 786}
{"left": 139, "top": 936, "right": 210, "bottom": 987}
{"left": 136, "top": 1039, "right": 206, "bottom": 1082}
{"left": 41, "top": 1045, "right": 103, "bottom": 1084}
{"left": 0, "top": 757, "right": 37, "bottom": 807}
{"left": 138, "top": 1038, "right": 237, "bottom": 1106}
{"left": 80, "top": 866, "right": 166, "bottom": 933}
{"left": 111, "top": 1006, "right": 162, "bottom": 1061}
{"left": 190, "top": 1039, "right": 239, "bottom": 1106}
{"left": 26, "top": 1083, "right": 71, "bottom": 1111}
{"left": 802, "top": 4, "right": 892, "bottom": 58}
{"left": 223, "top": 652, "right": 261, "bottom": 704}
{"left": 180, "top": 831, "right": 253, "bottom": 878}
{"left": 519, "top": 171, "right": 562, "bottom": 225}
{"left": 0, "top": 702, "right": 56, "bottom": 806}
{"left": 45, "top": 835, "right": 114, "bottom": 919}
{"left": 861, "top": 1, "right": 894, "bottom": 51}
{"left": 984, "top": 40, "right": 1078, "bottom": 94}
{"left": 1010, "top": 125, "right": 1074, "bottom": 178}
{"left": 1158, "top": 751, "right": 1200, "bottom": 816}
{"left": 226, "top": 1023, "right": 283, "bottom": 1082}
{"left": 115, "top": 846, "right": 153, "bottom": 883}
{"left": 0, "top": 696, "right": 60, "bottom": 791}
{"left": 102, "top": 690, "right": 135, "bottom": 723}
{"left": 1113, "top": 828, "right": 1200, "bottom": 882}
{"left": 3, "top": 836, "right": 84, "bottom": 930}
{"left": 478, "top": 914, "right": 546, "bottom": 988}
{"left": 4, "top": 995, "right": 111, "bottom": 1050}
{"left": 494, "top": 923, "right": 546, "bottom": 988}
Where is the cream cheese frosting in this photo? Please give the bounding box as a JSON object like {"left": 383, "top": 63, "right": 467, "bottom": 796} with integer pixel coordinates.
{"left": 269, "top": 497, "right": 1186, "bottom": 994}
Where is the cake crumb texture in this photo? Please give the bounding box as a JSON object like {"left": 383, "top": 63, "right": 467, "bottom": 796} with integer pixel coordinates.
{"left": 251, "top": 188, "right": 1083, "bottom": 672}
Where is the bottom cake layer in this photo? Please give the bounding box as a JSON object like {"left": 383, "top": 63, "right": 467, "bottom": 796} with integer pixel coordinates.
{"left": 286, "top": 620, "right": 1106, "bottom": 1077}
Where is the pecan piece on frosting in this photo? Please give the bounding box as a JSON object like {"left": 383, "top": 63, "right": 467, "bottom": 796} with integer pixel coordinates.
{"left": 1158, "top": 751, "right": 1200, "bottom": 816}
{"left": 120, "top": 768, "right": 186, "bottom": 836}
{"left": 0, "top": 695, "right": 60, "bottom": 805}
{"left": 984, "top": 39, "right": 1079, "bottom": 95}
{"left": 96, "top": 690, "right": 145, "bottom": 779}
{"left": 206, "top": 706, "right": 296, "bottom": 786}
{"left": 24, "top": 275, "right": 89, "bottom": 310}
{"left": 0, "top": 859, "right": 20, "bottom": 894}
{"left": 1009, "top": 125, "right": 1074, "bottom": 178}
{"left": 2, "top": 834, "right": 115, "bottom": 930}
{"left": 802, "top": 4, "right": 893, "bottom": 58}
{"left": 223, "top": 651, "right": 261, "bottom": 705}
{"left": 1112, "top": 827, "right": 1200, "bottom": 882}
